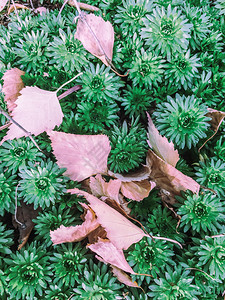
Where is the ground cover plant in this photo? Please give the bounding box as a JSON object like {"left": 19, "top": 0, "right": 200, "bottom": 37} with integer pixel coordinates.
{"left": 0, "top": 0, "right": 225, "bottom": 299}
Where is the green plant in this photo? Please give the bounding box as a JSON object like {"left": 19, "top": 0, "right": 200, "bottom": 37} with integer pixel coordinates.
{"left": 108, "top": 118, "right": 148, "bottom": 173}
{"left": 215, "top": 136, "right": 225, "bottom": 161}
{"left": 0, "top": 138, "right": 44, "bottom": 174}
{"left": 44, "top": 283, "right": 72, "bottom": 299}
{"left": 18, "top": 160, "right": 68, "bottom": 209}
{"left": 0, "top": 171, "right": 16, "bottom": 216}
{"left": 72, "top": 261, "right": 123, "bottom": 300}
{"left": 177, "top": 191, "right": 224, "bottom": 234}
{"left": 0, "top": 222, "right": 13, "bottom": 255}
{"left": 195, "top": 158, "right": 225, "bottom": 197}
{"left": 153, "top": 94, "right": 211, "bottom": 149}
{"left": 142, "top": 5, "right": 192, "bottom": 60}
{"left": 5, "top": 242, "right": 52, "bottom": 300}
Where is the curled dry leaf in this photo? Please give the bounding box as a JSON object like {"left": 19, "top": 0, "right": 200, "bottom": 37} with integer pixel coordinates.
{"left": 50, "top": 203, "right": 99, "bottom": 245}
{"left": 207, "top": 108, "right": 225, "bottom": 132}
{"left": 0, "top": 0, "right": 8, "bottom": 12}
{"left": 90, "top": 174, "right": 121, "bottom": 202}
{"left": 2, "top": 68, "right": 25, "bottom": 113}
{"left": 87, "top": 238, "right": 135, "bottom": 274}
{"left": 108, "top": 165, "right": 150, "bottom": 182}
{"left": 68, "top": 188, "right": 147, "bottom": 250}
{"left": 111, "top": 266, "right": 141, "bottom": 289}
{"left": 2, "top": 87, "right": 63, "bottom": 142}
{"left": 75, "top": 13, "right": 114, "bottom": 66}
{"left": 147, "top": 150, "right": 200, "bottom": 200}
{"left": 147, "top": 113, "right": 179, "bottom": 167}
{"left": 8, "top": 3, "right": 29, "bottom": 14}
{"left": 49, "top": 132, "right": 111, "bottom": 182}
{"left": 120, "top": 180, "right": 155, "bottom": 201}
{"left": 68, "top": 0, "right": 99, "bottom": 12}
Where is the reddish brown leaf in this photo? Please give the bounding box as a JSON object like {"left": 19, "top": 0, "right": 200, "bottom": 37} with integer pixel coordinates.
{"left": 8, "top": 3, "right": 29, "bottom": 14}
{"left": 50, "top": 203, "right": 99, "bottom": 245}
{"left": 2, "top": 68, "right": 25, "bottom": 113}
{"left": 49, "top": 132, "right": 111, "bottom": 182}
{"left": 68, "top": 188, "right": 147, "bottom": 250}
{"left": 147, "top": 113, "right": 179, "bottom": 167}
{"left": 108, "top": 165, "right": 150, "bottom": 182}
{"left": 147, "top": 150, "right": 200, "bottom": 200}
{"left": 207, "top": 108, "right": 225, "bottom": 132}
{"left": 120, "top": 180, "right": 155, "bottom": 201}
{"left": 88, "top": 238, "right": 135, "bottom": 274}
{"left": 111, "top": 266, "right": 141, "bottom": 288}
{"left": 75, "top": 13, "right": 114, "bottom": 66}
{"left": 90, "top": 174, "right": 121, "bottom": 202}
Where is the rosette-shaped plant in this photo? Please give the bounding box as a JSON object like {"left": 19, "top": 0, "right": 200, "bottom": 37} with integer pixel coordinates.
{"left": 75, "top": 101, "right": 119, "bottom": 133}
{"left": 215, "top": 0, "right": 225, "bottom": 14}
{"left": 127, "top": 236, "right": 175, "bottom": 283}
{"left": 153, "top": 94, "right": 211, "bottom": 149}
{"left": 129, "top": 49, "right": 165, "bottom": 88}
{"left": 164, "top": 50, "right": 201, "bottom": 90}
{"left": 148, "top": 265, "right": 200, "bottom": 299}
{"left": 177, "top": 192, "right": 224, "bottom": 234}
{"left": 44, "top": 284, "right": 72, "bottom": 300}
{"left": 5, "top": 242, "right": 52, "bottom": 300}
{"left": 215, "top": 137, "right": 225, "bottom": 161}
{"left": 72, "top": 261, "right": 123, "bottom": 300}
{"left": 195, "top": 236, "right": 225, "bottom": 280}
{"left": 108, "top": 118, "right": 148, "bottom": 173}
{"left": 13, "top": 30, "right": 49, "bottom": 72}
{"left": 0, "top": 171, "right": 16, "bottom": 216}
{"left": 46, "top": 28, "right": 88, "bottom": 73}
{"left": 176, "top": 157, "right": 194, "bottom": 177}
{"left": 18, "top": 160, "right": 68, "bottom": 209}
{"left": 142, "top": 5, "right": 192, "bottom": 60}
{"left": 114, "top": 0, "right": 153, "bottom": 35}
{"left": 0, "top": 138, "right": 44, "bottom": 174}
{"left": 51, "top": 243, "right": 88, "bottom": 286}
{"left": 0, "top": 222, "right": 13, "bottom": 255}
{"left": 33, "top": 207, "right": 77, "bottom": 247}
{"left": 77, "top": 63, "right": 124, "bottom": 104}
{"left": 121, "top": 85, "right": 154, "bottom": 118}
{"left": 195, "top": 158, "right": 225, "bottom": 197}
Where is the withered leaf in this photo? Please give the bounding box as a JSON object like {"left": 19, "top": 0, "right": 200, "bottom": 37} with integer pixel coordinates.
{"left": 120, "top": 180, "right": 155, "bottom": 201}
{"left": 111, "top": 266, "right": 142, "bottom": 289}
{"left": 108, "top": 165, "right": 150, "bottom": 182}
{"left": 207, "top": 108, "right": 225, "bottom": 133}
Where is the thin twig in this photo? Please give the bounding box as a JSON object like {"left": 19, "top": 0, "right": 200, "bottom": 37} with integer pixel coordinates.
{"left": 58, "top": 85, "right": 82, "bottom": 100}
{"left": 14, "top": 184, "right": 26, "bottom": 229}
{"left": 186, "top": 268, "right": 218, "bottom": 281}
{"left": 56, "top": 72, "right": 83, "bottom": 94}
{"left": 151, "top": 235, "right": 183, "bottom": 248}
{"left": 29, "top": 0, "right": 35, "bottom": 10}
{"left": 57, "top": 0, "right": 69, "bottom": 20}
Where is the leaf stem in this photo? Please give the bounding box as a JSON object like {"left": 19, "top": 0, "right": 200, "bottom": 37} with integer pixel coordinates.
{"left": 56, "top": 72, "right": 83, "bottom": 94}
{"left": 151, "top": 235, "right": 183, "bottom": 248}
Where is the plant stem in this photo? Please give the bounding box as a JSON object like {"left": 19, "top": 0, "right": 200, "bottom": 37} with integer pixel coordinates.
{"left": 56, "top": 72, "right": 83, "bottom": 94}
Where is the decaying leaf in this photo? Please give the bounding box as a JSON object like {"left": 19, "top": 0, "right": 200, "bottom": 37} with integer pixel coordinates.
{"left": 207, "top": 108, "right": 225, "bottom": 133}
{"left": 68, "top": 188, "right": 147, "bottom": 250}
{"left": 2, "top": 68, "right": 25, "bottom": 113}
{"left": 147, "top": 113, "right": 179, "bottom": 167}
{"left": 87, "top": 238, "right": 135, "bottom": 274}
{"left": 120, "top": 180, "right": 155, "bottom": 201}
{"left": 111, "top": 266, "right": 142, "bottom": 289}
{"left": 90, "top": 174, "right": 121, "bottom": 202}
{"left": 8, "top": 3, "right": 29, "bottom": 14}
{"left": 75, "top": 13, "right": 114, "bottom": 66}
{"left": 108, "top": 165, "right": 150, "bottom": 182}
{"left": 49, "top": 132, "right": 111, "bottom": 182}
{"left": 68, "top": 0, "right": 99, "bottom": 12}
{"left": 12, "top": 202, "right": 40, "bottom": 250}
{"left": 0, "top": 0, "right": 8, "bottom": 12}
{"left": 50, "top": 203, "right": 99, "bottom": 245}
{"left": 2, "top": 87, "right": 63, "bottom": 142}
{"left": 147, "top": 150, "right": 200, "bottom": 201}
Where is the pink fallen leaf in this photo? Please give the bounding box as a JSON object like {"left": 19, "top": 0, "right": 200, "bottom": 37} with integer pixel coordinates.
{"left": 111, "top": 266, "right": 142, "bottom": 289}
{"left": 108, "top": 165, "right": 150, "bottom": 182}
{"left": 2, "top": 68, "right": 25, "bottom": 112}
{"left": 120, "top": 180, "right": 155, "bottom": 201}
{"left": 90, "top": 174, "right": 121, "bottom": 202}
{"left": 49, "top": 132, "right": 111, "bottom": 182}
{"left": 147, "top": 150, "right": 200, "bottom": 200}
{"left": 2, "top": 87, "right": 63, "bottom": 142}
{"left": 147, "top": 113, "right": 179, "bottom": 167}
{"left": 75, "top": 13, "right": 114, "bottom": 66}
{"left": 88, "top": 238, "right": 135, "bottom": 274}
{"left": 50, "top": 203, "right": 99, "bottom": 245}
{"left": 68, "top": 188, "right": 147, "bottom": 250}
{"left": 0, "top": 0, "right": 8, "bottom": 11}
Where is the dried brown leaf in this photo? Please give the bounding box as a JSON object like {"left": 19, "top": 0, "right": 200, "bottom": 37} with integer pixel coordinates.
{"left": 207, "top": 108, "right": 225, "bottom": 132}
{"left": 111, "top": 266, "right": 142, "bottom": 289}
{"left": 120, "top": 180, "right": 155, "bottom": 201}
{"left": 75, "top": 13, "right": 114, "bottom": 66}
{"left": 8, "top": 3, "right": 29, "bottom": 14}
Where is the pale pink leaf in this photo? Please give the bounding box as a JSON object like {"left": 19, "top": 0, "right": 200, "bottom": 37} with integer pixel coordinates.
{"left": 147, "top": 149, "right": 200, "bottom": 201}
{"left": 90, "top": 174, "right": 121, "bottom": 202}
{"left": 111, "top": 266, "right": 141, "bottom": 288}
{"left": 0, "top": 0, "right": 8, "bottom": 11}
{"left": 120, "top": 180, "right": 155, "bottom": 201}
{"left": 50, "top": 204, "right": 99, "bottom": 245}
{"left": 68, "top": 188, "right": 146, "bottom": 250}
{"left": 49, "top": 132, "right": 111, "bottom": 182}
{"left": 2, "top": 68, "right": 25, "bottom": 112}
{"left": 2, "top": 87, "right": 63, "bottom": 142}
{"left": 75, "top": 13, "right": 114, "bottom": 66}
{"left": 147, "top": 113, "right": 179, "bottom": 167}
{"left": 88, "top": 238, "right": 135, "bottom": 274}
{"left": 108, "top": 165, "right": 150, "bottom": 182}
